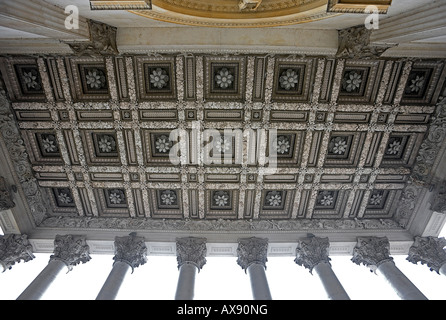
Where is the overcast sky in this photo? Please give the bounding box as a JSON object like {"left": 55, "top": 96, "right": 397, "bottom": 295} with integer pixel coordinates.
{"left": 1, "top": 225, "right": 445, "bottom": 300}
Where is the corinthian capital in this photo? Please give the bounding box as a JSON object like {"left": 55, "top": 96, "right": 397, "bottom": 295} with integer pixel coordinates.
{"left": 236, "top": 237, "right": 268, "bottom": 271}
{"left": 407, "top": 236, "right": 446, "bottom": 274}
{"left": 114, "top": 232, "right": 147, "bottom": 272}
{"left": 295, "top": 236, "right": 331, "bottom": 274}
{"left": 50, "top": 235, "right": 91, "bottom": 271}
{"left": 0, "top": 234, "right": 34, "bottom": 272}
{"left": 351, "top": 237, "right": 393, "bottom": 272}
{"left": 176, "top": 237, "right": 207, "bottom": 270}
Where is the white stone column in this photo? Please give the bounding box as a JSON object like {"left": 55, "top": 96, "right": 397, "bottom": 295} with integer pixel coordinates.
{"left": 96, "top": 232, "right": 147, "bottom": 300}
{"left": 237, "top": 237, "right": 272, "bottom": 300}
{"left": 174, "top": 237, "right": 207, "bottom": 300}
{"left": 407, "top": 236, "right": 446, "bottom": 277}
{"left": 352, "top": 237, "right": 428, "bottom": 300}
{"left": 0, "top": 233, "right": 35, "bottom": 273}
{"left": 17, "top": 234, "right": 90, "bottom": 300}
{"left": 295, "top": 236, "right": 350, "bottom": 300}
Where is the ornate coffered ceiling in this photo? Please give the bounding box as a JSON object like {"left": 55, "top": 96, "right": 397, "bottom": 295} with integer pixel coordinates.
{"left": 0, "top": 51, "right": 445, "bottom": 244}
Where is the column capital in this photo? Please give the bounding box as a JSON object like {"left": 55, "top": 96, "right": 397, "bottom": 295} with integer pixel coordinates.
{"left": 295, "top": 236, "right": 331, "bottom": 274}
{"left": 50, "top": 235, "right": 91, "bottom": 271}
{"left": 0, "top": 234, "right": 34, "bottom": 272}
{"left": 114, "top": 232, "right": 147, "bottom": 272}
{"left": 351, "top": 237, "right": 393, "bottom": 272}
{"left": 407, "top": 236, "right": 446, "bottom": 274}
{"left": 237, "top": 237, "right": 268, "bottom": 271}
{"left": 176, "top": 237, "right": 207, "bottom": 270}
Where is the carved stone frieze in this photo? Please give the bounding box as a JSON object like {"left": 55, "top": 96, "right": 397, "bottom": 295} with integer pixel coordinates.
{"left": 0, "top": 233, "right": 34, "bottom": 272}
{"left": 175, "top": 237, "right": 207, "bottom": 270}
{"left": 237, "top": 237, "right": 268, "bottom": 271}
{"left": 351, "top": 236, "right": 394, "bottom": 272}
{"left": 67, "top": 20, "right": 118, "bottom": 56}
{"left": 50, "top": 234, "right": 91, "bottom": 270}
{"left": 336, "top": 26, "right": 394, "bottom": 59}
{"left": 113, "top": 232, "right": 147, "bottom": 271}
{"left": 0, "top": 176, "right": 15, "bottom": 210}
{"left": 295, "top": 235, "right": 331, "bottom": 273}
{"left": 407, "top": 236, "right": 446, "bottom": 274}
{"left": 430, "top": 181, "right": 446, "bottom": 212}
{"left": 0, "top": 90, "right": 48, "bottom": 225}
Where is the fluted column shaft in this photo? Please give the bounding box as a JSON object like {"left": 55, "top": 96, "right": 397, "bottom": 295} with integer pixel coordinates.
{"left": 17, "top": 234, "right": 91, "bottom": 300}
{"left": 376, "top": 260, "right": 427, "bottom": 300}
{"left": 352, "top": 237, "right": 427, "bottom": 300}
{"left": 174, "top": 237, "right": 207, "bottom": 300}
{"left": 246, "top": 262, "right": 272, "bottom": 300}
{"left": 313, "top": 262, "right": 350, "bottom": 300}
{"left": 175, "top": 263, "right": 198, "bottom": 300}
{"left": 16, "top": 259, "right": 67, "bottom": 300}
{"left": 237, "top": 237, "right": 272, "bottom": 300}
{"left": 96, "top": 232, "right": 147, "bottom": 300}
{"left": 295, "top": 236, "right": 349, "bottom": 300}
{"left": 96, "top": 261, "right": 131, "bottom": 300}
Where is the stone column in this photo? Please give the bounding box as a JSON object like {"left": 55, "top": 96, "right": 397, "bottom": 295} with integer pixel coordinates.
{"left": 407, "top": 236, "right": 446, "bottom": 276}
{"left": 17, "top": 234, "right": 91, "bottom": 300}
{"left": 0, "top": 233, "right": 35, "bottom": 273}
{"left": 295, "top": 236, "right": 350, "bottom": 300}
{"left": 174, "top": 237, "right": 207, "bottom": 300}
{"left": 96, "top": 232, "right": 147, "bottom": 300}
{"left": 352, "top": 237, "right": 428, "bottom": 300}
{"left": 237, "top": 237, "right": 272, "bottom": 300}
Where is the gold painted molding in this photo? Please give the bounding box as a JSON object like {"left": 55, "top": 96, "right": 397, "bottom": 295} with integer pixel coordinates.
{"left": 129, "top": 0, "right": 340, "bottom": 28}
{"left": 327, "top": 0, "right": 392, "bottom": 14}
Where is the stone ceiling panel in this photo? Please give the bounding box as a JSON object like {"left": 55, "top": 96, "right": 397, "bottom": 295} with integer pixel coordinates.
{"left": 0, "top": 53, "right": 445, "bottom": 239}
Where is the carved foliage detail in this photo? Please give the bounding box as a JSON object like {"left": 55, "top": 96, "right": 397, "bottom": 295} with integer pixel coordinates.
{"left": 0, "top": 234, "right": 34, "bottom": 271}
{"left": 176, "top": 237, "right": 207, "bottom": 270}
{"left": 237, "top": 237, "right": 268, "bottom": 271}
{"left": 407, "top": 236, "right": 446, "bottom": 274}
{"left": 295, "top": 236, "right": 331, "bottom": 273}
{"left": 113, "top": 232, "right": 147, "bottom": 271}
{"left": 50, "top": 234, "right": 91, "bottom": 270}
{"left": 351, "top": 237, "right": 393, "bottom": 271}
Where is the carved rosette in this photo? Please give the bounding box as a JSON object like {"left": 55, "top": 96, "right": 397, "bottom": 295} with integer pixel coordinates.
{"left": 176, "top": 237, "right": 207, "bottom": 270}
{"left": 236, "top": 237, "right": 268, "bottom": 271}
{"left": 295, "top": 236, "right": 331, "bottom": 274}
{"left": 407, "top": 236, "right": 446, "bottom": 274}
{"left": 351, "top": 237, "right": 393, "bottom": 272}
{"left": 0, "top": 233, "right": 35, "bottom": 272}
{"left": 113, "top": 232, "right": 147, "bottom": 272}
{"left": 50, "top": 234, "right": 91, "bottom": 271}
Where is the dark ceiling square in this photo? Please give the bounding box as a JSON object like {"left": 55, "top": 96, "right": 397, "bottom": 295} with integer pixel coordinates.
{"left": 78, "top": 65, "right": 108, "bottom": 95}
{"left": 92, "top": 132, "right": 118, "bottom": 157}
{"left": 14, "top": 64, "right": 44, "bottom": 95}
{"left": 104, "top": 188, "right": 127, "bottom": 208}
{"left": 36, "top": 133, "right": 60, "bottom": 157}
{"left": 53, "top": 188, "right": 75, "bottom": 207}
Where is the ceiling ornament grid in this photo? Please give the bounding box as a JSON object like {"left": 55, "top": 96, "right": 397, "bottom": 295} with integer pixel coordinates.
{"left": 0, "top": 53, "right": 445, "bottom": 233}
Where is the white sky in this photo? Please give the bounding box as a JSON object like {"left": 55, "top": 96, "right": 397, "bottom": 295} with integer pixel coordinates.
{"left": 0, "top": 225, "right": 445, "bottom": 300}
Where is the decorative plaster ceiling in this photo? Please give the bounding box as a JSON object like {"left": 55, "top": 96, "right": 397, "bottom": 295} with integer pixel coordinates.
{"left": 129, "top": 0, "right": 339, "bottom": 28}
{"left": 0, "top": 53, "right": 445, "bottom": 238}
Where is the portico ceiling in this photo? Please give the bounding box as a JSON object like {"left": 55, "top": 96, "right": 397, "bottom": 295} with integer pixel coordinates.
{"left": 0, "top": 1, "right": 445, "bottom": 254}
{"left": 0, "top": 50, "right": 445, "bottom": 247}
